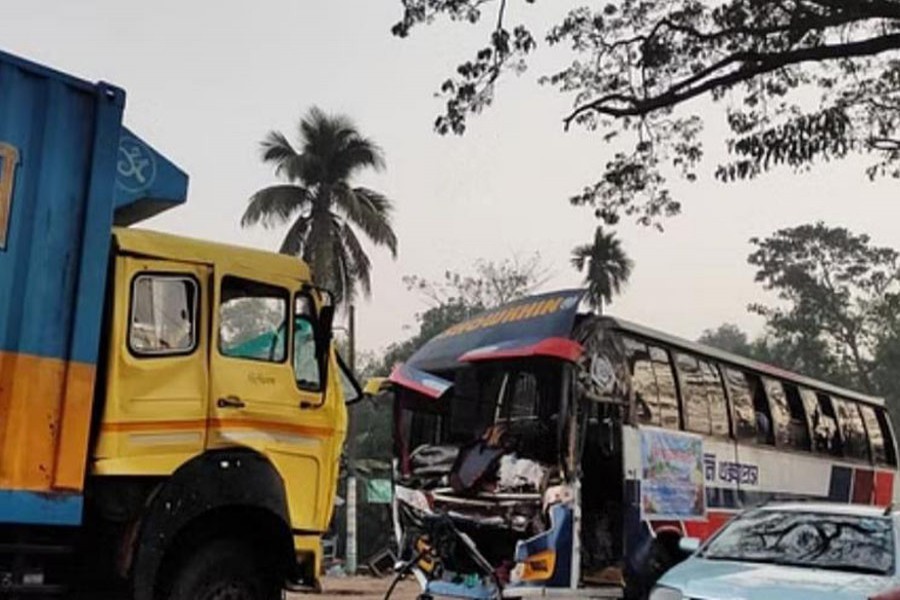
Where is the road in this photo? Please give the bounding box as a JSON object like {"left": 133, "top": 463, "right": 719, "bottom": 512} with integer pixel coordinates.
{"left": 291, "top": 576, "right": 419, "bottom": 600}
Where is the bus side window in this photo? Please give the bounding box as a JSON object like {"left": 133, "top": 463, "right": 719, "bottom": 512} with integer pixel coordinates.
{"left": 817, "top": 393, "right": 845, "bottom": 457}
{"left": 746, "top": 372, "right": 774, "bottom": 445}
{"left": 624, "top": 337, "right": 661, "bottom": 427}
{"left": 675, "top": 352, "right": 711, "bottom": 435}
{"left": 800, "top": 388, "right": 839, "bottom": 455}
{"left": 763, "top": 378, "right": 794, "bottom": 449}
{"left": 832, "top": 398, "right": 870, "bottom": 461}
{"left": 782, "top": 383, "right": 811, "bottom": 451}
{"left": 703, "top": 362, "right": 729, "bottom": 437}
{"left": 860, "top": 404, "right": 890, "bottom": 466}
{"left": 649, "top": 346, "right": 679, "bottom": 430}
{"left": 763, "top": 377, "right": 809, "bottom": 450}
{"left": 874, "top": 407, "right": 898, "bottom": 467}
{"left": 724, "top": 367, "right": 757, "bottom": 442}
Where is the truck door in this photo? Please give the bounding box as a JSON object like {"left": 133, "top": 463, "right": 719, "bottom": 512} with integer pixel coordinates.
{"left": 94, "top": 257, "right": 210, "bottom": 471}
{"left": 208, "top": 268, "right": 347, "bottom": 532}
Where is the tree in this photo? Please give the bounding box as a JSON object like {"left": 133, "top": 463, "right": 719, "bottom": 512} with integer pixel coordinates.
{"left": 571, "top": 226, "right": 633, "bottom": 312}
{"left": 748, "top": 222, "right": 900, "bottom": 393}
{"left": 371, "top": 254, "right": 550, "bottom": 373}
{"left": 242, "top": 107, "right": 398, "bottom": 304}
{"left": 394, "top": 1, "right": 900, "bottom": 228}
{"left": 696, "top": 322, "right": 846, "bottom": 383}
{"left": 698, "top": 323, "right": 753, "bottom": 357}
{"left": 403, "top": 253, "right": 549, "bottom": 309}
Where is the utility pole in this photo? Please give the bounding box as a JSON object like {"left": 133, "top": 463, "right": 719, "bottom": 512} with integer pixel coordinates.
{"left": 345, "top": 304, "right": 357, "bottom": 575}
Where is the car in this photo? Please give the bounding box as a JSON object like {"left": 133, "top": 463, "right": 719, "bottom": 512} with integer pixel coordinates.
{"left": 650, "top": 502, "right": 900, "bottom": 600}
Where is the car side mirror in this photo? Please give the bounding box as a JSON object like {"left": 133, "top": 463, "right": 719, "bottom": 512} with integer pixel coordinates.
{"left": 678, "top": 537, "right": 701, "bottom": 555}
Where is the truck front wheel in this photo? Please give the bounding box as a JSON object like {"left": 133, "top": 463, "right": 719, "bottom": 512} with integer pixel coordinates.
{"left": 163, "top": 538, "right": 281, "bottom": 600}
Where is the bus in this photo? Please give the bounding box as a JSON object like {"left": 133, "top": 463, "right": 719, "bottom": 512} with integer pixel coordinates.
{"left": 385, "top": 289, "right": 898, "bottom": 600}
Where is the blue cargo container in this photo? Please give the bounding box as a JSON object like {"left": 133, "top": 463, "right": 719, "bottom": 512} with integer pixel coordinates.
{"left": 0, "top": 50, "right": 187, "bottom": 526}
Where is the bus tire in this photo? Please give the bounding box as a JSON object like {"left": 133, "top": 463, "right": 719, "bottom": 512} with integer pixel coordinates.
{"left": 630, "top": 538, "right": 676, "bottom": 600}
{"left": 163, "top": 538, "right": 281, "bottom": 600}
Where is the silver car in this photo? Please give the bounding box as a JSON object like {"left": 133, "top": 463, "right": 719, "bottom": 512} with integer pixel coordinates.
{"left": 651, "top": 502, "right": 900, "bottom": 600}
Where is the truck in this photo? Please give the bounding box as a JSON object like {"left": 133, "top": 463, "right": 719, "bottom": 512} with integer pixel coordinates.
{"left": 0, "top": 50, "right": 357, "bottom": 599}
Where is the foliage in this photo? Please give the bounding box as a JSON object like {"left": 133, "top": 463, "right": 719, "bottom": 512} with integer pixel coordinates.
{"left": 748, "top": 222, "right": 900, "bottom": 393}
{"left": 403, "top": 253, "right": 549, "bottom": 308}
{"left": 242, "top": 107, "right": 398, "bottom": 305}
{"left": 394, "top": 1, "right": 900, "bottom": 228}
{"left": 571, "top": 226, "right": 633, "bottom": 311}
{"left": 698, "top": 323, "right": 753, "bottom": 357}
{"left": 369, "top": 254, "right": 550, "bottom": 375}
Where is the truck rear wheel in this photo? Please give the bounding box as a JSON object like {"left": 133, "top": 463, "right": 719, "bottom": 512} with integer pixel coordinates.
{"left": 163, "top": 538, "right": 281, "bottom": 600}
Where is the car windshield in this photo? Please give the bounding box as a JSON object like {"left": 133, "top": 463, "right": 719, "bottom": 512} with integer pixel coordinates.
{"left": 702, "top": 509, "right": 895, "bottom": 575}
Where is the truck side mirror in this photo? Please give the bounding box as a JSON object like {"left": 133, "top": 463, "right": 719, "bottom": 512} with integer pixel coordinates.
{"left": 317, "top": 304, "right": 335, "bottom": 347}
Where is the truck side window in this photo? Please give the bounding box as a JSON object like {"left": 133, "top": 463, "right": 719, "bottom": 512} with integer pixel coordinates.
{"left": 129, "top": 274, "right": 198, "bottom": 355}
{"left": 219, "top": 276, "right": 288, "bottom": 362}
{"left": 294, "top": 295, "right": 321, "bottom": 389}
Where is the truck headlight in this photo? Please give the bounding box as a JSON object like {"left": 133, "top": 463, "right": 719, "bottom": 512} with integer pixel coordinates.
{"left": 649, "top": 586, "right": 683, "bottom": 600}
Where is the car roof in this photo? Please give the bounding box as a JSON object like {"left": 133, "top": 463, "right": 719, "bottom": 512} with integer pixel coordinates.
{"left": 757, "top": 502, "right": 893, "bottom": 518}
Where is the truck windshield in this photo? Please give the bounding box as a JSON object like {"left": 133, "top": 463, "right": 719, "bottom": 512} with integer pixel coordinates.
{"left": 702, "top": 509, "right": 895, "bottom": 575}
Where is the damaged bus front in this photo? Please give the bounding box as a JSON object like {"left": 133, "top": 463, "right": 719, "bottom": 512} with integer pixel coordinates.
{"left": 386, "top": 289, "right": 900, "bottom": 600}
{"left": 388, "top": 290, "right": 624, "bottom": 599}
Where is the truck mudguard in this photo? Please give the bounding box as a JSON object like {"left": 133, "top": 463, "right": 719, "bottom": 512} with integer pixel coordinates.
{"left": 131, "top": 449, "right": 293, "bottom": 600}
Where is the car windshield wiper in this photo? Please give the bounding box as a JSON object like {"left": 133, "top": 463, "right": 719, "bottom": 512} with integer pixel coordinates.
{"left": 702, "top": 554, "right": 779, "bottom": 564}
{"left": 705, "top": 555, "right": 889, "bottom": 576}
{"left": 800, "top": 562, "right": 890, "bottom": 576}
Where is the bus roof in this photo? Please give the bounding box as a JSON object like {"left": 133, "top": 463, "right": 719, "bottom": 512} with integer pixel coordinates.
{"left": 603, "top": 316, "right": 885, "bottom": 407}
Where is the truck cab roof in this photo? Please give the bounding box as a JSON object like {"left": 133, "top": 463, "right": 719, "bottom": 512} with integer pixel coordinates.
{"left": 113, "top": 227, "right": 312, "bottom": 282}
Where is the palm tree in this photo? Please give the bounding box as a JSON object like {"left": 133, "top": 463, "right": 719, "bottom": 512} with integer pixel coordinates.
{"left": 242, "top": 107, "right": 398, "bottom": 304}
{"left": 571, "top": 226, "right": 633, "bottom": 312}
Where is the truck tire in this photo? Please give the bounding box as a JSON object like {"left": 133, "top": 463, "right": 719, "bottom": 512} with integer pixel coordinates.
{"left": 163, "top": 539, "right": 281, "bottom": 600}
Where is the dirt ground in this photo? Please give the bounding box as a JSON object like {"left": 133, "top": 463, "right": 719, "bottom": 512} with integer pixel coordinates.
{"left": 290, "top": 576, "right": 420, "bottom": 600}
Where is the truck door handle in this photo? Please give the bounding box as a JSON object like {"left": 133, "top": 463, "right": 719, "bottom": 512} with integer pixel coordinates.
{"left": 217, "top": 396, "right": 246, "bottom": 409}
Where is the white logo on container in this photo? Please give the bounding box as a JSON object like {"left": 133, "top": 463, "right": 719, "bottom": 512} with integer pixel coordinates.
{"left": 117, "top": 136, "right": 156, "bottom": 193}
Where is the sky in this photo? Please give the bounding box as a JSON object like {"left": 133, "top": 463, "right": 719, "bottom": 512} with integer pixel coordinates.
{"left": 3, "top": 1, "right": 898, "bottom": 356}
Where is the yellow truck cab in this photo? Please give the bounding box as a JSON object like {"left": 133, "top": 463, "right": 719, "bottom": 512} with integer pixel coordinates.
{"left": 0, "top": 50, "right": 354, "bottom": 599}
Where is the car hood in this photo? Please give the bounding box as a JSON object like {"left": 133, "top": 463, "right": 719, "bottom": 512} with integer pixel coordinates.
{"left": 659, "top": 557, "right": 896, "bottom": 600}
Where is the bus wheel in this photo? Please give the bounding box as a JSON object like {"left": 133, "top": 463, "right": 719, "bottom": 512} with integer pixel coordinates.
{"left": 164, "top": 538, "right": 280, "bottom": 600}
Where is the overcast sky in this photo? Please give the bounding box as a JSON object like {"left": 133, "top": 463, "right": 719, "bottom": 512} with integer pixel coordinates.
{"left": 4, "top": 1, "right": 898, "bottom": 355}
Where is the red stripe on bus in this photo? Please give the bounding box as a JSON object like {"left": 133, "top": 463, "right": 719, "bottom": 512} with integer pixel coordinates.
{"left": 852, "top": 468, "right": 876, "bottom": 505}
{"left": 681, "top": 511, "right": 734, "bottom": 541}
{"left": 876, "top": 470, "right": 895, "bottom": 506}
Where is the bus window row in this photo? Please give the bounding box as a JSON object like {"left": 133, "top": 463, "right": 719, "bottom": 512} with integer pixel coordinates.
{"left": 623, "top": 335, "right": 897, "bottom": 467}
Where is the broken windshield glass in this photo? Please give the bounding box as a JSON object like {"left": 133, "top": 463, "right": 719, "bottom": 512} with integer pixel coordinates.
{"left": 702, "top": 509, "right": 895, "bottom": 575}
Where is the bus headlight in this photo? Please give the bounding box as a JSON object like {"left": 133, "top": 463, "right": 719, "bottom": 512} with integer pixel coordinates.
{"left": 648, "top": 586, "right": 683, "bottom": 600}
